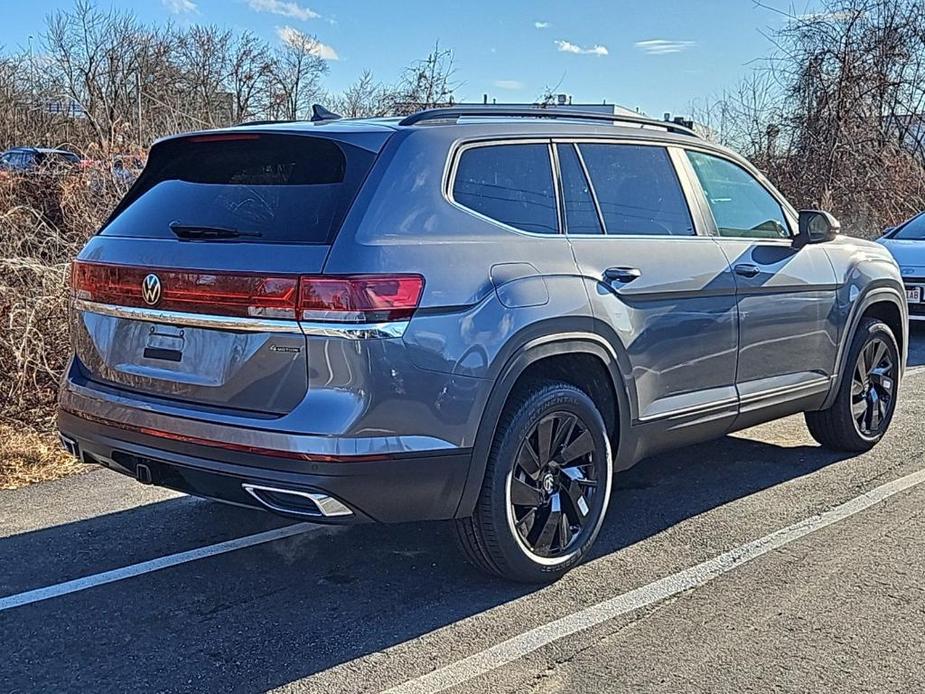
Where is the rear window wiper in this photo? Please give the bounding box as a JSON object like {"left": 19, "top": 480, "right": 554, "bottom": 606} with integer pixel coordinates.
{"left": 168, "top": 222, "right": 263, "bottom": 240}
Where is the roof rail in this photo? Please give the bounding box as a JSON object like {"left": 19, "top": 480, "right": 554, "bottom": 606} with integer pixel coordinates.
{"left": 398, "top": 107, "right": 699, "bottom": 137}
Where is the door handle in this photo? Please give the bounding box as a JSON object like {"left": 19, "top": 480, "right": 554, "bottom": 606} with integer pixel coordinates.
{"left": 604, "top": 266, "right": 642, "bottom": 284}
{"left": 734, "top": 263, "right": 761, "bottom": 278}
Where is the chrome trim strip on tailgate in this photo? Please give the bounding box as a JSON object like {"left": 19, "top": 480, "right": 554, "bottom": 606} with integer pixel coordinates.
{"left": 72, "top": 299, "right": 410, "bottom": 338}
{"left": 300, "top": 322, "right": 408, "bottom": 339}
{"left": 73, "top": 299, "right": 303, "bottom": 333}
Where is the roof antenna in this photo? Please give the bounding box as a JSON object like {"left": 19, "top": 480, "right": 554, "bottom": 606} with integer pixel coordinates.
{"left": 310, "top": 104, "right": 343, "bottom": 122}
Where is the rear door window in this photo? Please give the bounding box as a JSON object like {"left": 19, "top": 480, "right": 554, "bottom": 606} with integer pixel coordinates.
{"left": 578, "top": 144, "right": 694, "bottom": 236}
{"left": 101, "top": 134, "right": 376, "bottom": 244}
{"left": 452, "top": 143, "right": 558, "bottom": 234}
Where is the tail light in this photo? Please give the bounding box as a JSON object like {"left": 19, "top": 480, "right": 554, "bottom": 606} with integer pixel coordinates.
{"left": 70, "top": 261, "right": 424, "bottom": 324}
{"left": 71, "top": 262, "right": 299, "bottom": 319}
{"left": 298, "top": 275, "right": 424, "bottom": 323}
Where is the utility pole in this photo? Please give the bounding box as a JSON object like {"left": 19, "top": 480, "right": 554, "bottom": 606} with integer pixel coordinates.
{"left": 137, "top": 71, "right": 143, "bottom": 147}
{"left": 27, "top": 35, "right": 35, "bottom": 99}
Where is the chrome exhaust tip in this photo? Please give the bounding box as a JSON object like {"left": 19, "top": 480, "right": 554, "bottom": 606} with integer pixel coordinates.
{"left": 59, "top": 434, "right": 80, "bottom": 458}
{"left": 241, "top": 483, "right": 353, "bottom": 518}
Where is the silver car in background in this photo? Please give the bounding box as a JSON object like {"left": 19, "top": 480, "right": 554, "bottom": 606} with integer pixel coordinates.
{"left": 878, "top": 212, "right": 925, "bottom": 320}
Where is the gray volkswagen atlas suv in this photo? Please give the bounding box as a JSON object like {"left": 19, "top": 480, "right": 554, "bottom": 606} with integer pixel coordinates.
{"left": 58, "top": 107, "right": 907, "bottom": 582}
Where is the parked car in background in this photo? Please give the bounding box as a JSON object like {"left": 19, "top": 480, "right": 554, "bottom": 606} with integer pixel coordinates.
{"left": 877, "top": 212, "right": 925, "bottom": 321}
{"left": 0, "top": 146, "right": 81, "bottom": 173}
{"left": 111, "top": 154, "right": 145, "bottom": 184}
{"left": 59, "top": 107, "right": 908, "bottom": 583}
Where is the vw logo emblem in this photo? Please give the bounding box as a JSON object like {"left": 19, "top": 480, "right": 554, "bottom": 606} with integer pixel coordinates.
{"left": 542, "top": 474, "right": 556, "bottom": 495}
{"left": 141, "top": 274, "right": 162, "bottom": 306}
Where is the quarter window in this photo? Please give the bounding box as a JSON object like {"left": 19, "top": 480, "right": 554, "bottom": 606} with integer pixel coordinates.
{"left": 556, "top": 144, "right": 603, "bottom": 235}
{"left": 453, "top": 143, "right": 558, "bottom": 234}
{"left": 578, "top": 144, "right": 694, "bottom": 236}
{"left": 686, "top": 150, "right": 790, "bottom": 239}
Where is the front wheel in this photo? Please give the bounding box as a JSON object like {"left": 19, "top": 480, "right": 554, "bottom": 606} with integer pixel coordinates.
{"left": 454, "top": 381, "right": 613, "bottom": 583}
{"left": 805, "top": 318, "right": 900, "bottom": 452}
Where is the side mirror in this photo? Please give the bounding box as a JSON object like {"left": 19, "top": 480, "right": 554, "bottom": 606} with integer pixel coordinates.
{"left": 796, "top": 210, "right": 840, "bottom": 246}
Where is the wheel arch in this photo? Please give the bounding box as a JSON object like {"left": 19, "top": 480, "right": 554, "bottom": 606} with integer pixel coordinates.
{"left": 454, "top": 332, "right": 632, "bottom": 518}
{"left": 823, "top": 285, "right": 908, "bottom": 410}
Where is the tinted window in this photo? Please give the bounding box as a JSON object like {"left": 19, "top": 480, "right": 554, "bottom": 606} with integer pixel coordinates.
{"left": 557, "top": 144, "right": 602, "bottom": 234}
{"left": 39, "top": 151, "right": 80, "bottom": 166}
{"left": 893, "top": 213, "right": 925, "bottom": 240}
{"left": 687, "top": 150, "right": 790, "bottom": 239}
{"left": 453, "top": 144, "right": 558, "bottom": 234}
{"left": 1, "top": 152, "right": 24, "bottom": 169}
{"left": 101, "top": 135, "right": 375, "bottom": 244}
{"left": 578, "top": 144, "right": 694, "bottom": 236}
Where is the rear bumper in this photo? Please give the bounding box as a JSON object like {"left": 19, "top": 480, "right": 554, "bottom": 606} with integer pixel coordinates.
{"left": 57, "top": 409, "right": 472, "bottom": 524}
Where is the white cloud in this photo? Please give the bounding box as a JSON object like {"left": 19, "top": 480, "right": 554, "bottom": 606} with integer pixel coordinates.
{"left": 162, "top": 0, "right": 198, "bottom": 14}
{"left": 493, "top": 79, "right": 525, "bottom": 90}
{"left": 248, "top": 0, "right": 320, "bottom": 21}
{"left": 634, "top": 39, "right": 696, "bottom": 55}
{"left": 555, "top": 40, "right": 608, "bottom": 56}
{"left": 534, "top": 21, "right": 550, "bottom": 29}
{"left": 276, "top": 25, "right": 339, "bottom": 60}
{"left": 797, "top": 10, "right": 858, "bottom": 22}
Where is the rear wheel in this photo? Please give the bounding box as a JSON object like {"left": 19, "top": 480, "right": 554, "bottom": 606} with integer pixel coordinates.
{"left": 805, "top": 318, "right": 900, "bottom": 452}
{"left": 454, "top": 381, "right": 613, "bottom": 583}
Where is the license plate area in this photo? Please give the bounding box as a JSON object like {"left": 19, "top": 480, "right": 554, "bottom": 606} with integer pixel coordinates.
{"left": 906, "top": 286, "right": 921, "bottom": 303}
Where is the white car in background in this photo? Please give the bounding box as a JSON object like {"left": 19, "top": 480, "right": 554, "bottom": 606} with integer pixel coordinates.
{"left": 878, "top": 212, "right": 925, "bottom": 321}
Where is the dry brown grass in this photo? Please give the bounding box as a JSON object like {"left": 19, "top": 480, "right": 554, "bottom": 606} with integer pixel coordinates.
{"left": 0, "top": 423, "right": 83, "bottom": 489}
{"left": 0, "top": 166, "right": 126, "bottom": 487}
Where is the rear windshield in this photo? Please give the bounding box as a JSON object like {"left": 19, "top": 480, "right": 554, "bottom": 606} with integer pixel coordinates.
{"left": 100, "top": 134, "right": 375, "bottom": 244}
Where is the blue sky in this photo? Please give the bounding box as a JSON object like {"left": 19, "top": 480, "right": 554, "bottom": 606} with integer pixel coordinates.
{"left": 1, "top": 0, "right": 822, "bottom": 116}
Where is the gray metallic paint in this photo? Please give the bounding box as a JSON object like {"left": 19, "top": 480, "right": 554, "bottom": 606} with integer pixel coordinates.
{"left": 59, "top": 117, "right": 909, "bottom": 523}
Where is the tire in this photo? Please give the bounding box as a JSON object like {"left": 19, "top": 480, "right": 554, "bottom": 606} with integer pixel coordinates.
{"left": 454, "top": 381, "right": 613, "bottom": 583}
{"left": 805, "top": 318, "right": 900, "bottom": 452}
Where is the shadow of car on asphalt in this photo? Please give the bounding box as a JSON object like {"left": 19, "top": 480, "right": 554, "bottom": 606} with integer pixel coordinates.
{"left": 0, "top": 431, "right": 854, "bottom": 693}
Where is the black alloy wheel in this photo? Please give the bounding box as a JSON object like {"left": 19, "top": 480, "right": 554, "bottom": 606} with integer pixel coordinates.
{"left": 851, "top": 336, "right": 897, "bottom": 437}
{"left": 508, "top": 411, "right": 600, "bottom": 558}
{"left": 454, "top": 381, "right": 613, "bottom": 583}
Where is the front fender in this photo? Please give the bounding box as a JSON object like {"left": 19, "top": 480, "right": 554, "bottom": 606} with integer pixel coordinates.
{"left": 822, "top": 284, "right": 907, "bottom": 409}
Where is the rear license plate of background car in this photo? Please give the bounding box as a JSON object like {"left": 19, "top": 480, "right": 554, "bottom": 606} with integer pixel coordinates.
{"left": 907, "top": 287, "right": 921, "bottom": 303}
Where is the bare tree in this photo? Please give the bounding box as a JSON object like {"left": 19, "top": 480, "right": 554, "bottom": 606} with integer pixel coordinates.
{"left": 175, "top": 25, "right": 233, "bottom": 128}
{"left": 390, "top": 42, "right": 457, "bottom": 115}
{"left": 227, "top": 31, "right": 274, "bottom": 123}
{"left": 774, "top": 0, "right": 925, "bottom": 233}
{"left": 44, "top": 1, "right": 147, "bottom": 152}
{"left": 690, "top": 72, "right": 784, "bottom": 156}
{"left": 692, "top": 0, "right": 925, "bottom": 236}
{"left": 267, "top": 27, "right": 328, "bottom": 120}
{"left": 333, "top": 70, "right": 393, "bottom": 118}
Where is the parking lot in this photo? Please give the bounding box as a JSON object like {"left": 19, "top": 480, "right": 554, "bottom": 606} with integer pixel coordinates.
{"left": 2, "top": 327, "right": 924, "bottom": 693}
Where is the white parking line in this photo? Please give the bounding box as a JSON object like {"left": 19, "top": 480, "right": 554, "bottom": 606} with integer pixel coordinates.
{"left": 0, "top": 523, "right": 314, "bottom": 613}
{"left": 383, "top": 466, "right": 925, "bottom": 694}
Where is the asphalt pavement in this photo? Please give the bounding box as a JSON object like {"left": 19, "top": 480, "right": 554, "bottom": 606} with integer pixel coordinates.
{"left": 2, "top": 326, "right": 925, "bottom": 693}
